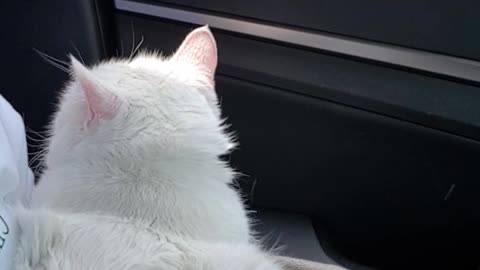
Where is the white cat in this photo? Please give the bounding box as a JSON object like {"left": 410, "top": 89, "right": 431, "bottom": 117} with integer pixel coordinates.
{"left": 15, "top": 26, "right": 282, "bottom": 269}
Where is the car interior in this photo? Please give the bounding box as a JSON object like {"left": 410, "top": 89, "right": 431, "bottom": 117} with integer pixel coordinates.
{"left": 2, "top": 1, "right": 480, "bottom": 269}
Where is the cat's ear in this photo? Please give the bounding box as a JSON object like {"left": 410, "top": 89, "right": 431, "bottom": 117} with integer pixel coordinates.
{"left": 172, "top": 25, "right": 218, "bottom": 84}
{"left": 69, "top": 56, "right": 118, "bottom": 127}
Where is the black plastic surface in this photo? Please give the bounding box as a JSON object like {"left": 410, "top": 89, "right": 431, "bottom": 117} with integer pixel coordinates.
{"left": 218, "top": 75, "right": 480, "bottom": 269}
{"left": 152, "top": 0, "right": 480, "bottom": 61}
{"left": 254, "top": 209, "right": 336, "bottom": 264}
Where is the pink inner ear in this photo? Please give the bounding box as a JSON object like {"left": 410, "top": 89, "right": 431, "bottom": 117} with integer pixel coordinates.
{"left": 70, "top": 56, "right": 117, "bottom": 128}
{"left": 173, "top": 26, "right": 218, "bottom": 84}
{"left": 79, "top": 77, "right": 115, "bottom": 126}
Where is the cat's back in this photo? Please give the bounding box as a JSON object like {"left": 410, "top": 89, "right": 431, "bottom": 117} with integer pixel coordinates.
{"left": 14, "top": 208, "right": 185, "bottom": 270}
{"left": 14, "top": 209, "right": 280, "bottom": 270}
{"left": 33, "top": 162, "right": 251, "bottom": 244}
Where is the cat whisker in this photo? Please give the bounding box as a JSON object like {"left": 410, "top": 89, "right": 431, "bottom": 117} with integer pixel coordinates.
{"left": 70, "top": 41, "right": 86, "bottom": 65}
{"left": 28, "top": 154, "right": 45, "bottom": 163}
{"left": 28, "top": 149, "right": 47, "bottom": 160}
{"left": 33, "top": 49, "right": 69, "bottom": 66}
{"left": 130, "top": 22, "right": 136, "bottom": 60}
{"left": 31, "top": 162, "right": 45, "bottom": 176}
{"left": 26, "top": 126, "right": 49, "bottom": 135}
{"left": 130, "top": 35, "right": 144, "bottom": 60}
{"left": 30, "top": 156, "right": 46, "bottom": 166}
{"left": 33, "top": 49, "right": 70, "bottom": 73}
{"left": 43, "top": 58, "right": 69, "bottom": 73}
{"left": 29, "top": 154, "right": 47, "bottom": 168}
{"left": 28, "top": 145, "right": 47, "bottom": 154}
{"left": 25, "top": 127, "right": 49, "bottom": 149}
{"left": 29, "top": 158, "right": 44, "bottom": 169}
{"left": 27, "top": 147, "right": 48, "bottom": 155}
{"left": 30, "top": 151, "right": 47, "bottom": 162}
{"left": 30, "top": 160, "right": 45, "bottom": 170}
{"left": 27, "top": 142, "right": 46, "bottom": 149}
{"left": 26, "top": 130, "right": 49, "bottom": 140}
{"left": 25, "top": 134, "right": 47, "bottom": 144}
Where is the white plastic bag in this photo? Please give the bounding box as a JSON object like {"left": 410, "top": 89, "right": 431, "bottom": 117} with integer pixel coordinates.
{"left": 0, "top": 95, "right": 34, "bottom": 270}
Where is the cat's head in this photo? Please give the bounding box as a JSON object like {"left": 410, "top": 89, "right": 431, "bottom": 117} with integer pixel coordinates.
{"left": 46, "top": 26, "right": 233, "bottom": 169}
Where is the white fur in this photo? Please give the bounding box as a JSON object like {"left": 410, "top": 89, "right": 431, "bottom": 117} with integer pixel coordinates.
{"left": 17, "top": 26, "right": 282, "bottom": 269}
{"left": 15, "top": 209, "right": 280, "bottom": 270}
